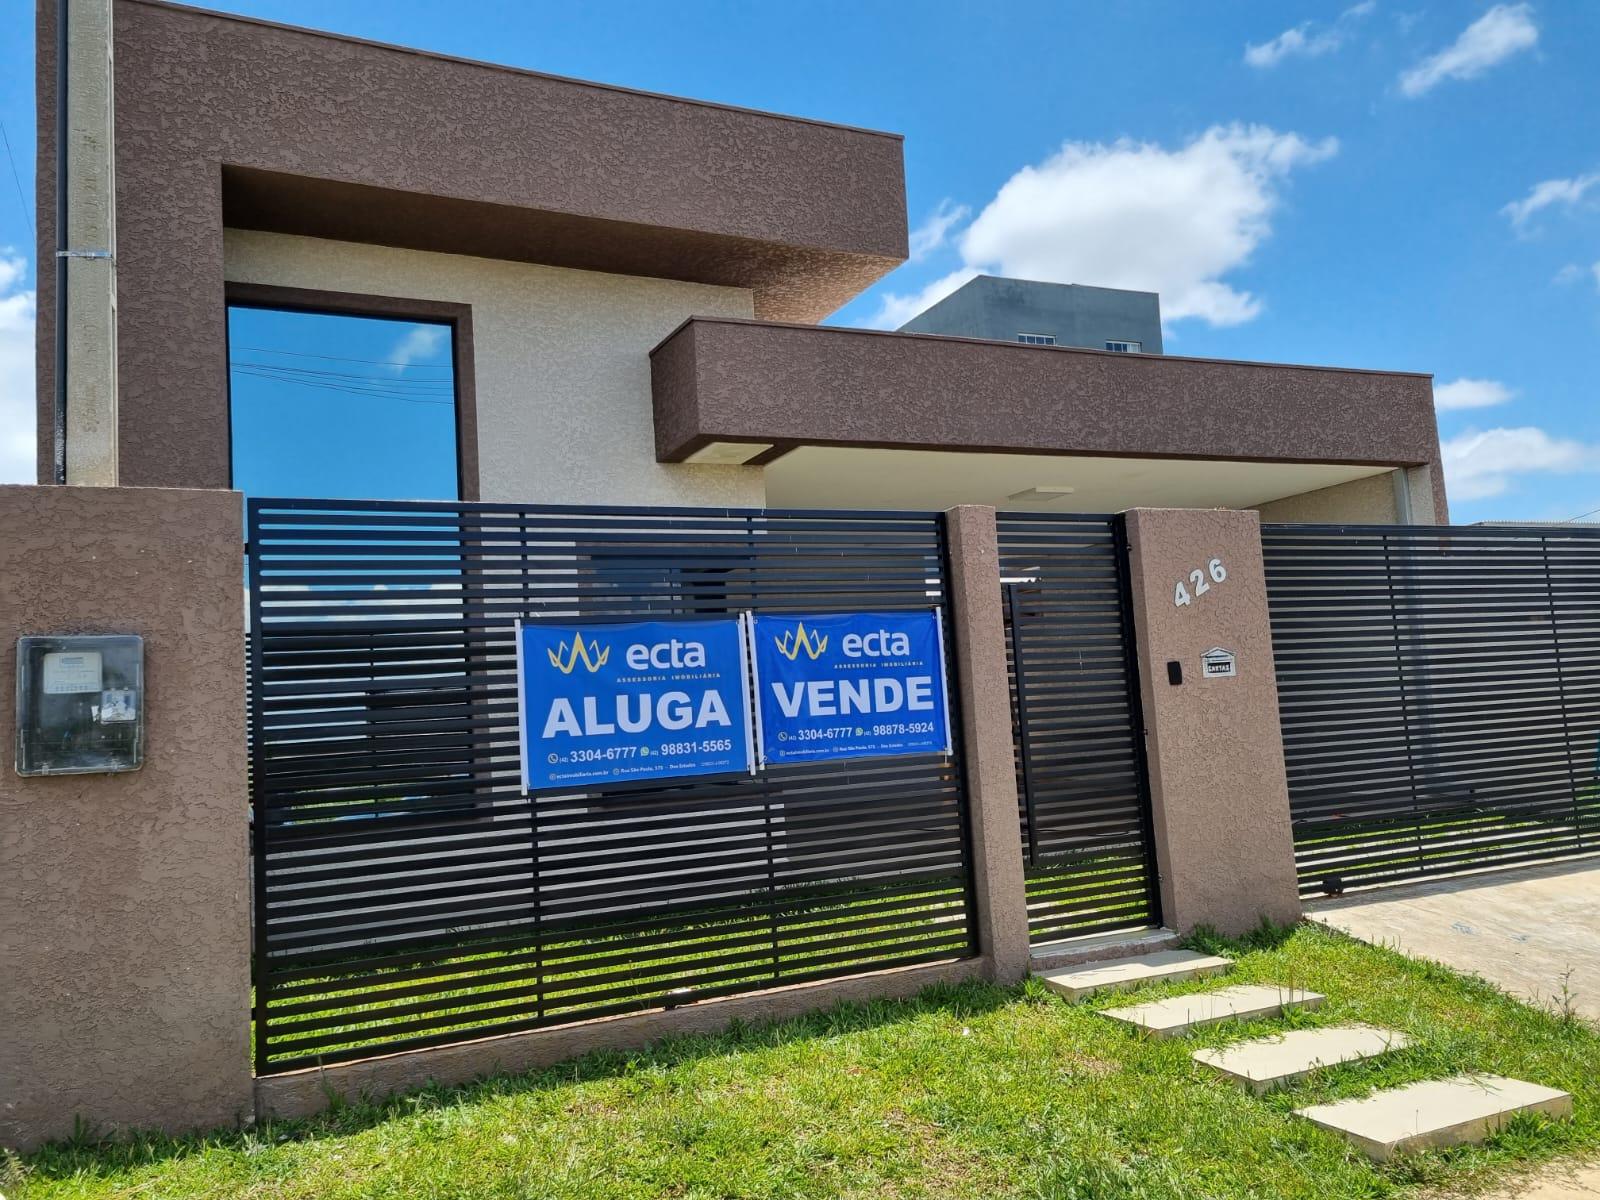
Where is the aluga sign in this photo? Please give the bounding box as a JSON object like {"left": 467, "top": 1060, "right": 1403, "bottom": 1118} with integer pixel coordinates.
{"left": 515, "top": 618, "right": 755, "bottom": 791}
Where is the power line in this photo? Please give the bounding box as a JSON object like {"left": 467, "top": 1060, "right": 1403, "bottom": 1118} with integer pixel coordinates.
{"left": 0, "top": 118, "right": 33, "bottom": 240}
{"left": 1563, "top": 504, "right": 1600, "bottom": 523}
{"left": 231, "top": 343, "right": 452, "bottom": 371}
{"left": 232, "top": 374, "right": 452, "bottom": 400}
{"left": 230, "top": 364, "right": 454, "bottom": 405}
{"left": 233, "top": 360, "right": 453, "bottom": 389}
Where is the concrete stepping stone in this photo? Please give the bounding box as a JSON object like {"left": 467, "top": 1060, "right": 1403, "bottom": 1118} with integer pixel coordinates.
{"left": 1193, "top": 1024, "right": 1411, "bottom": 1093}
{"left": 1101, "top": 984, "right": 1324, "bottom": 1039}
{"left": 1295, "top": 1075, "right": 1572, "bottom": 1161}
{"left": 1030, "top": 927, "right": 1181, "bottom": 972}
{"left": 1037, "top": 949, "right": 1233, "bottom": 1002}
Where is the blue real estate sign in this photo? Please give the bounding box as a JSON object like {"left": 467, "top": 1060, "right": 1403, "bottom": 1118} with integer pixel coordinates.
{"left": 517, "top": 618, "right": 754, "bottom": 791}
{"left": 749, "top": 610, "right": 952, "bottom": 766}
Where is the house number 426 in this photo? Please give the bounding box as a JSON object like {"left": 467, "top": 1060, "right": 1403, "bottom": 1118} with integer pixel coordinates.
{"left": 1174, "top": 558, "right": 1227, "bottom": 608}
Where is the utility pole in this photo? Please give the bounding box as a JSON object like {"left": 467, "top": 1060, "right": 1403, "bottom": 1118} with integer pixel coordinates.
{"left": 55, "top": 0, "right": 118, "bottom": 486}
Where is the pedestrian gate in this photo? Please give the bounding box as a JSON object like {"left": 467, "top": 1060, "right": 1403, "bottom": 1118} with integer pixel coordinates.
{"left": 998, "top": 513, "right": 1160, "bottom": 942}
{"left": 1263, "top": 522, "right": 1600, "bottom": 894}
{"left": 247, "top": 498, "right": 976, "bottom": 1072}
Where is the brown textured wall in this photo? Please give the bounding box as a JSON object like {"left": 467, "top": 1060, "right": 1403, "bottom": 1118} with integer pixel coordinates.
{"left": 0, "top": 485, "right": 251, "bottom": 1151}
{"left": 942, "top": 506, "right": 1030, "bottom": 981}
{"left": 1123, "top": 508, "right": 1302, "bottom": 936}
{"left": 651, "top": 319, "right": 1448, "bottom": 512}
{"left": 35, "top": 0, "right": 908, "bottom": 489}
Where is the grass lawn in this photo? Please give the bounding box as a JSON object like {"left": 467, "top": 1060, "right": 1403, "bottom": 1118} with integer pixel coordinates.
{"left": 7, "top": 923, "right": 1599, "bottom": 1200}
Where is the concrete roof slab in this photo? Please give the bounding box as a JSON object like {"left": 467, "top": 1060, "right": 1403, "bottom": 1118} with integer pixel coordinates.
{"left": 650, "top": 320, "right": 1445, "bottom": 516}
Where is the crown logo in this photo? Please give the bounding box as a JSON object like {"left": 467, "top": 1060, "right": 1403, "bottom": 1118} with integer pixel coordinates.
{"left": 547, "top": 632, "right": 610, "bottom": 674}
{"left": 774, "top": 621, "right": 828, "bottom": 661}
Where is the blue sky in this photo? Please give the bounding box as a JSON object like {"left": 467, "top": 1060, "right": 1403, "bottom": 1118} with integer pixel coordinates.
{"left": 0, "top": 0, "right": 1596, "bottom": 519}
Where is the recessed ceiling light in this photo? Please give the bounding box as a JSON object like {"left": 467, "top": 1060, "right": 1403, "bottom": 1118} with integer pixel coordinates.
{"left": 1007, "top": 486, "right": 1077, "bottom": 503}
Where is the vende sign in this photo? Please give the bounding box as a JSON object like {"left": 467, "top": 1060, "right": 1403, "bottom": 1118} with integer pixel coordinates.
{"left": 749, "top": 610, "right": 952, "bottom": 766}
{"left": 516, "top": 618, "right": 754, "bottom": 791}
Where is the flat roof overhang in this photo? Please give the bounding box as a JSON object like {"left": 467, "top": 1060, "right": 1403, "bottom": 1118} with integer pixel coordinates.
{"left": 116, "top": 0, "right": 909, "bottom": 321}
{"left": 650, "top": 318, "right": 1446, "bottom": 515}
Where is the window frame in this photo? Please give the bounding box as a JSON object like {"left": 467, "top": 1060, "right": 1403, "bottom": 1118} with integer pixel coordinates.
{"left": 224, "top": 282, "right": 479, "bottom": 501}
{"left": 1015, "top": 332, "right": 1056, "bottom": 346}
{"left": 1104, "top": 340, "right": 1142, "bottom": 354}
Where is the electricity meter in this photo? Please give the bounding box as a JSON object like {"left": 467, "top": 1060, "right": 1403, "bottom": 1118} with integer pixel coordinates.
{"left": 14, "top": 635, "right": 144, "bottom": 776}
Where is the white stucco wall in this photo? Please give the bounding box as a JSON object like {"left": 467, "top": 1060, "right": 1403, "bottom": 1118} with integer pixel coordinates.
{"left": 223, "top": 230, "right": 764, "bottom": 507}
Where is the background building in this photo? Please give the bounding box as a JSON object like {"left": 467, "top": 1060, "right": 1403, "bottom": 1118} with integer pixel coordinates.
{"left": 899, "top": 275, "right": 1164, "bottom": 355}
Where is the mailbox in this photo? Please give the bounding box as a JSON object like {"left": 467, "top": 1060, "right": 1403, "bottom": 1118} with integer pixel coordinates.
{"left": 14, "top": 635, "right": 144, "bottom": 776}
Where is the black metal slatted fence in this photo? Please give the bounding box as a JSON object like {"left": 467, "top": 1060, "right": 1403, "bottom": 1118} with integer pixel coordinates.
{"left": 996, "top": 513, "right": 1159, "bottom": 942}
{"left": 1263, "top": 522, "right": 1600, "bottom": 894}
{"left": 248, "top": 498, "right": 975, "bottom": 1073}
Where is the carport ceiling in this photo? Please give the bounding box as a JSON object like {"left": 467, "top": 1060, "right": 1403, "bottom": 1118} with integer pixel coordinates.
{"left": 761, "top": 447, "right": 1393, "bottom": 512}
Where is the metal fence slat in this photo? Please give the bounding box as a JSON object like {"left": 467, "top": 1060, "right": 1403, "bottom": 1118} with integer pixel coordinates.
{"left": 1262, "top": 521, "right": 1600, "bottom": 895}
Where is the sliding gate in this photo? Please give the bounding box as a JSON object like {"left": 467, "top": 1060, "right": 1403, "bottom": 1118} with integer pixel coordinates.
{"left": 1263, "top": 522, "right": 1600, "bottom": 894}
{"left": 998, "top": 513, "right": 1160, "bottom": 942}
{"left": 247, "top": 498, "right": 976, "bottom": 1073}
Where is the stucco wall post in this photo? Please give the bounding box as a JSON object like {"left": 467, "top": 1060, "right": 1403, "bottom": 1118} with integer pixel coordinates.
{"left": 63, "top": 0, "right": 120, "bottom": 486}
{"left": 0, "top": 485, "right": 251, "bottom": 1151}
{"left": 943, "top": 505, "right": 1030, "bottom": 982}
{"left": 1123, "top": 508, "right": 1301, "bottom": 937}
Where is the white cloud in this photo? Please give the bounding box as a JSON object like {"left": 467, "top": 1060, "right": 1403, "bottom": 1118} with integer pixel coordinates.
{"left": 387, "top": 324, "right": 447, "bottom": 372}
{"left": 908, "top": 199, "right": 970, "bottom": 262}
{"left": 1434, "top": 377, "right": 1514, "bottom": 411}
{"left": 870, "top": 125, "right": 1336, "bottom": 330}
{"left": 0, "top": 256, "right": 25, "bottom": 293}
{"left": 0, "top": 252, "right": 36, "bottom": 484}
{"left": 1244, "top": 3, "right": 1375, "bottom": 68}
{"left": 956, "top": 124, "right": 1336, "bottom": 327}
{"left": 1550, "top": 261, "right": 1600, "bottom": 289}
{"left": 871, "top": 267, "right": 981, "bottom": 331}
{"left": 1246, "top": 25, "right": 1343, "bottom": 68}
{"left": 1399, "top": 4, "right": 1538, "bottom": 97}
{"left": 1442, "top": 425, "right": 1598, "bottom": 500}
{"left": 1502, "top": 171, "right": 1600, "bottom": 230}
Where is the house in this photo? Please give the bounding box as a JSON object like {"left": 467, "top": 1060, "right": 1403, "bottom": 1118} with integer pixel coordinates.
{"left": 36, "top": 0, "right": 1445, "bottom": 523}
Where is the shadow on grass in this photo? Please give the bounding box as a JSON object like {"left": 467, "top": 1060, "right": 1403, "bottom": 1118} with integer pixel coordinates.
{"left": 13, "top": 976, "right": 1021, "bottom": 1182}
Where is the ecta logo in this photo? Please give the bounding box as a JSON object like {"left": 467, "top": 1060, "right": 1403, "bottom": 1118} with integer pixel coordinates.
{"left": 548, "top": 633, "right": 609, "bottom": 674}
{"left": 774, "top": 621, "right": 828, "bottom": 660}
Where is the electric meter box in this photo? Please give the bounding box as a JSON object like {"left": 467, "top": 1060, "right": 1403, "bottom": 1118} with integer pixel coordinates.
{"left": 14, "top": 635, "right": 145, "bottom": 776}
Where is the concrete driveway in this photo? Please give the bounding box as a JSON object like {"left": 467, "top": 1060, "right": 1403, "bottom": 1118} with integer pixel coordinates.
{"left": 1461, "top": 1161, "right": 1600, "bottom": 1199}
{"left": 1309, "top": 858, "right": 1600, "bottom": 1023}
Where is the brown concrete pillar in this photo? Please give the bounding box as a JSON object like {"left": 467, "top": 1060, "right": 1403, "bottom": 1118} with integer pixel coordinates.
{"left": 1123, "top": 508, "right": 1301, "bottom": 937}
{"left": 0, "top": 485, "right": 250, "bottom": 1151}
{"left": 943, "top": 505, "right": 1030, "bottom": 983}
